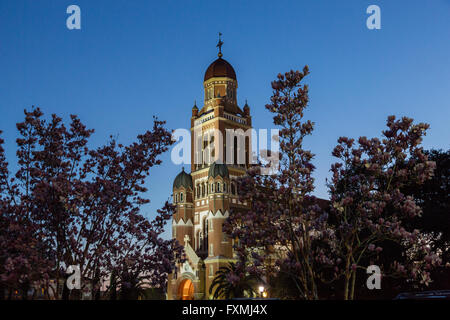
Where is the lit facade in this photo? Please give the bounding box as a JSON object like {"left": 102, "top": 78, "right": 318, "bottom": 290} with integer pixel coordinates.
{"left": 167, "top": 50, "right": 252, "bottom": 300}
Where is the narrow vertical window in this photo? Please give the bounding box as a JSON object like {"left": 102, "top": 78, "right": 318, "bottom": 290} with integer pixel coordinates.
{"left": 234, "top": 137, "right": 238, "bottom": 165}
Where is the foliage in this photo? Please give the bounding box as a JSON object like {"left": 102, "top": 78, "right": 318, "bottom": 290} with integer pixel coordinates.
{"left": 0, "top": 108, "right": 183, "bottom": 299}
{"left": 327, "top": 116, "right": 440, "bottom": 299}
{"left": 224, "top": 68, "right": 336, "bottom": 300}
{"left": 209, "top": 262, "right": 260, "bottom": 299}
{"left": 225, "top": 68, "right": 442, "bottom": 301}
{"left": 402, "top": 149, "right": 450, "bottom": 265}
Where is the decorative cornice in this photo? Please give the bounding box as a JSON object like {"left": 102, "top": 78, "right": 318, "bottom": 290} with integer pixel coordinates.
{"left": 207, "top": 210, "right": 229, "bottom": 220}
{"left": 204, "top": 256, "right": 236, "bottom": 263}
{"left": 173, "top": 218, "right": 194, "bottom": 227}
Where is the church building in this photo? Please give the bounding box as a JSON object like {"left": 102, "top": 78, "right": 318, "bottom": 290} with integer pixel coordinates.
{"left": 167, "top": 40, "right": 252, "bottom": 300}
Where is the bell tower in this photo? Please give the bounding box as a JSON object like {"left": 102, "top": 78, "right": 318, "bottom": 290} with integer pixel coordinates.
{"left": 168, "top": 36, "right": 252, "bottom": 300}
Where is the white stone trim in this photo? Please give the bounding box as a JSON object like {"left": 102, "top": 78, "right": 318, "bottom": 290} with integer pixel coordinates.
{"left": 207, "top": 210, "right": 229, "bottom": 220}
{"left": 173, "top": 218, "right": 193, "bottom": 227}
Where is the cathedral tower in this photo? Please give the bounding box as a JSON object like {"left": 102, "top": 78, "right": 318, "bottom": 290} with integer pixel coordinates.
{"left": 168, "top": 37, "right": 252, "bottom": 300}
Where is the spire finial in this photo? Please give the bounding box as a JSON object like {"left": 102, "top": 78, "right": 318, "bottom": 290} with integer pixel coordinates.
{"left": 217, "top": 32, "right": 223, "bottom": 58}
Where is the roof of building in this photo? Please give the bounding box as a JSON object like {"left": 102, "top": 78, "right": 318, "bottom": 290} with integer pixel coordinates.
{"left": 204, "top": 58, "right": 236, "bottom": 81}
{"left": 173, "top": 168, "right": 193, "bottom": 189}
{"left": 208, "top": 162, "right": 229, "bottom": 178}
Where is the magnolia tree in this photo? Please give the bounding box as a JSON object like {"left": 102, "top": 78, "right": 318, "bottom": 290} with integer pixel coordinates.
{"left": 328, "top": 116, "right": 440, "bottom": 299}
{"left": 0, "top": 130, "right": 54, "bottom": 299}
{"left": 402, "top": 149, "right": 450, "bottom": 268}
{"left": 0, "top": 108, "right": 183, "bottom": 299}
{"left": 224, "top": 68, "right": 335, "bottom": 300}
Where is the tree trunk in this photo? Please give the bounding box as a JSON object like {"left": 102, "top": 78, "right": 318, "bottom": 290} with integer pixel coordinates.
{"left": 350, "top": 270, "right": 357, "bottom": 300}
{"left": 62, "top": 274, "right": 70, "bottom": 300}
{"left": 344, "top": 253, "right": 352, "bottom": 300}
{"left": 344, "top": 274, "right": 350, "bottom": 300}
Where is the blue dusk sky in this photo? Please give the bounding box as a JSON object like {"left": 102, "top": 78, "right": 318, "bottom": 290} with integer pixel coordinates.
{"left": 1, "top": 1, "right": 449, "bottom": 238}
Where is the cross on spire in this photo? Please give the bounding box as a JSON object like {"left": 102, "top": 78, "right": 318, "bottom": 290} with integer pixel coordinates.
{"left": 217, "top": 32, "right": 223, "bottom": 58}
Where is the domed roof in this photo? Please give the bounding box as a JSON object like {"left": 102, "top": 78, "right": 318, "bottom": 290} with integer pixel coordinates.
{"left": 204, "top": 58, "right": 236, "bottom": 81}
{"left": 173, "top": 168, "right": 193, "bottom": 189}
{"left": 208, "top": 162, "right": 229, "bottom": 179}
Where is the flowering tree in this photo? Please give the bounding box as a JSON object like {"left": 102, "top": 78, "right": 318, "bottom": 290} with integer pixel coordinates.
{"left": 224, "top": 68, "right": 335, "bottom": 300}
{"left": 0, "top": 108, "right": 183, "bottom": 299}
{"left": 328, "top": 116, "right": 440, "bottom": 299}
{"left": 0, "top": 129, "right": 54, "bottom": 299}
{"left": 402, "top": 149, "right": 450, "bottom": 267}
{"left": 106, "top": 202, "right": 184, "bottom": 300}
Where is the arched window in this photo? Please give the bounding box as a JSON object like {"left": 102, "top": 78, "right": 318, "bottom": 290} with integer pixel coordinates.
{"left": 180, "top": 192, "right": 183, "bottom": 202}
{"left": 211, "top": 183, "right": 214, "bottom": 193}
{"left": 217, "top": 182, "right": 221, "bottom": 192}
